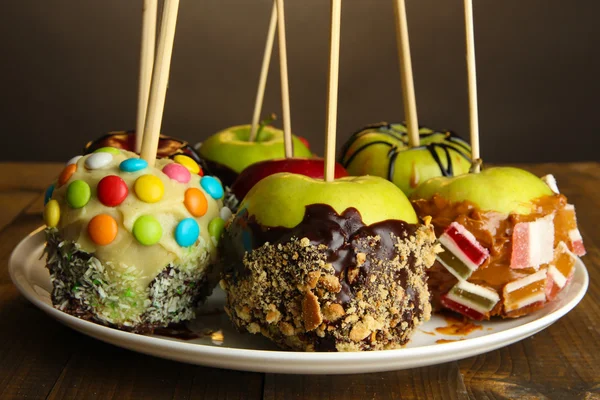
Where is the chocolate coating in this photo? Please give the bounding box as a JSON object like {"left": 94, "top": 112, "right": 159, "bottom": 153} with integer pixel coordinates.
{"left": 220, "top": 204, "right": 439, "bottom": 351}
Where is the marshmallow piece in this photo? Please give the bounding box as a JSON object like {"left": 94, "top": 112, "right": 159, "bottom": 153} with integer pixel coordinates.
{"left": 510, "top": 214, "right": 555, "bottom": 269}
{"left": 441, "top": 280, "right": 500, "bottom": 320}
{"left": 504, "top": 269, "right": 548, "bottom": 312}
{"left": 556, "top": 204, "right": 586, "bottom": 256}
{"left": 545, "top": 241, "right": 577, "bottom": 302}
{"left": 437, "top": 222, "right": 490, "bottom": 280}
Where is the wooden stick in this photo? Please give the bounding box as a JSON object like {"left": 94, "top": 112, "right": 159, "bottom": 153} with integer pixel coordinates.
{"left": 135, "top": 0, "right": 158, "bottom": 153}
{"left": 464, "top": 0, "right": 481, "bottom": 172}
{"left": 393, "top": 0, "right": 419, "bottom": 148}
{"left": 275, "top": 0, "right": 293, "bottom": 158}
{"left": 249, "top": 2, "right": 278, "bottom": 142}
{"left": 324, "top": 0, "right": 342, "bottom": 182}
{"left": 140, "top": 0, "right": 180, "bottom": 165}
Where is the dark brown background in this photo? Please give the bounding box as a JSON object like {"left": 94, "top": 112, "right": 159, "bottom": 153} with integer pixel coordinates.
{"left": 1, "top": 0, "right": 598, "bottom": 163}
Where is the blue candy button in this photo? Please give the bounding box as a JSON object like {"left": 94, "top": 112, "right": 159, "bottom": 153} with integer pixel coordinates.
{"left": 120, "top": 158, "right": 148, "bottom": 173}
{"left": 44, "top": 183, "right": 55, "bottom": 205}
{"left": 175, "top": 218, "right": 200, "bottom": 247}
{"left": 200, "top": 176, "right": 223, "bottom": 200}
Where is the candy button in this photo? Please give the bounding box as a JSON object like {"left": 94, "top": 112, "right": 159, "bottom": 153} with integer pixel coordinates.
{"left": 198, "top": 167, "right": 204, "bottom": 177}
{"left": 66, "top": 180, "right": 91, "bottom": 208}
{"left": 44, "top": 183, "right": 55, "bottom": 205}
{"left": 174, "top": 155, "right": 200, "bottom": 174}
{"left": 120, "top": 158, "right": 148, "bottom": 173}
{"left": 88, "top": 214, "right": 118, "bottom": 245}
{"left": 175, "top": 218, "right": 200, "bottom": 247}
{"left": 134, "top": 175, "right": 164, "bottom": 203}
{"left": 66, "top": 155, "right": 82, "bottom": 166}
{"left": 85, "top": 152, "right": 113, "bottom": 170}
{"left": 97, "top": 175, "right": 128, "bottom": 207}
{"left": 208, "top": 217, "right": 225, "bottom": 240}
{"left": 220, "top": 206, "right": 232, "bottom": 221}
{"left": 133, "top": 215, "right": 162, "bottom": 245}
{"left": 58, "top": 164, "right": 77, "bottom": 187}
{"left": 162, "top": 163, "right": 191, "bottom": 183}
{"left": 184, "top": 188, "right": 208, "bottom": 217}
{"left": 94, "top": 147, "right": 121, "bottom": 155}
{"left": 44, "top": 200, "right": 60, "bottom": 228}
{"left": 201, "top": 176, "right": 224, "bottom": 200}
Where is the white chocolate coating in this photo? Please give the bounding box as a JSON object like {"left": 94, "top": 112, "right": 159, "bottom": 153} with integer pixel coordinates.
{"left": 50, "top": 150, "right": 223, "bottom": 288}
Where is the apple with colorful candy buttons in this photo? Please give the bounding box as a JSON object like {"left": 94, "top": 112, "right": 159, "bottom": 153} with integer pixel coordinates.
{"left": 410, "top": 167, "right": 586, "bottom": 320}
{"left": 198, "top": 124, "right": 312, "bottom": 187}
{"left": 340, "top": 122, "right": 472, "bottom": 196}
{"left": 218, "top": 173, "right": 441, "bottom": 352}
{"left": 42, "top": 147, "right": 229, "bottom": 333}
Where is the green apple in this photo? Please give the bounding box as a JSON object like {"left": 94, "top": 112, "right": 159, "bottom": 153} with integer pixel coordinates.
{"left": 340, "top": 122, "right": 472, "bottom": 196}
{"left": 239, "top": 173, "right": 417, "bottom": 228}
{"left": 199, "top": 125, "right": 312, "bottom": 174}
{"left": 411, "top": 167, "right": 553, "bottom": 215}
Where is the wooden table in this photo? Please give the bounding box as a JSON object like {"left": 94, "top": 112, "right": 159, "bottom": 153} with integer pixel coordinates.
{"left": 0, "top": 162, "right": 598, "bottom": 400}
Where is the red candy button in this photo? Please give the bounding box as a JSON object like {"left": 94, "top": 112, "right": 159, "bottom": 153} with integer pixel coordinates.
{"left": 97, "top": 175, "right": 129, "bottom": 207}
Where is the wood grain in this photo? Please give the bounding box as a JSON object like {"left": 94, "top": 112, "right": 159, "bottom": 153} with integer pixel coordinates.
{"left": 0, "top": 162, "right": 598, "bottom": 400}
{"left": 0, "top": 162, "right": 62, "bottom": 192}
{"left": 264, "top": 362, "right": 469, "bottom": 400}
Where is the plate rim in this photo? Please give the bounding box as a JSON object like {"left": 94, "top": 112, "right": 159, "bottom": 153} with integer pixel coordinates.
{"left": 8, "top": 228, "right": 589, "bottom": 372}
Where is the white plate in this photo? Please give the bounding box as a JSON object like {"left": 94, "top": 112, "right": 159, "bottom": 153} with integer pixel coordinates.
{"left": 9, "top": 228, "right": 588, "bottom": 375}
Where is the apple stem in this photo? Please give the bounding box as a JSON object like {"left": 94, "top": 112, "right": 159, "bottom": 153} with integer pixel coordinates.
{"left": 464, "top": 0, "right": 481, "bottom": 173}
{"left": 324, "top": 0, "right": 342, "bottom": 182}
{"left": 135, "top": 0, "right": 157, "bottom": 154}
{"left": 393, "top": 0, "right": 420, "bottom": 149}
{"left": 469, "top": 158, "right": 482, "bottom": 173}
{"left": 275, "top": 0, "right": 294, "bottom": 158}
{"left": 140, "top": 0, "right": 180, "bottom": 166}
{"left": 249, "top": 2, "right": 277, "bottom": 142}
{"left": 256, "top": 113, "right": 277, "bottom": 139}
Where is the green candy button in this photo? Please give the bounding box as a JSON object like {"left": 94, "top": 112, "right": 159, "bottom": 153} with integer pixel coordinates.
{"left": 208, "top": 217, "right": 225, "bottom": 241}
{"left": 66, "top": 180, "right": 91, "bottom": 208}
{"left": 133, "top": 215, "right": 163, "bottom": 245}
{"left": 94, "top": 147, "right": 122, "bottom": 155}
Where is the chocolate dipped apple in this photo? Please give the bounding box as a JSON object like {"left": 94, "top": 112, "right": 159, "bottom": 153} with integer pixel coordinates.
{"left": 411, "top": 167, "right": 586, "bottom": 320}
{"left": 219, "top": 173, "right": 440, "bottom": 351}
{"left": 340, "top": 122, "right": 471, "bottom": 196}
{"left": 198, "top": 124, "right": 312, "bottom": 187}
{"left": 229, "top": 158, "right": 348, "bottom": 207}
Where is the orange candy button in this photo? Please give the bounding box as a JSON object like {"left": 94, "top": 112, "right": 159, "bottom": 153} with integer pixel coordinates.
{"left": 88, "top": 214, "right": 118, "bottom": 246}
{"left": 58, "top": 164, "right": 77, "bottom": 187}
{"left": 184, "top": 188, "right": 208, "bottom": 217}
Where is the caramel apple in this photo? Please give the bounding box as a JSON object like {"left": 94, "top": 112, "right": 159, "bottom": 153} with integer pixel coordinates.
{"left": 411, "top": 167, "right": 586, "bottom": 320}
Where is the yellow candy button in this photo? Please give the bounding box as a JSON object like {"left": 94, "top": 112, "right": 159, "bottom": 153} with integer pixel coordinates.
{"left": 134, "top": 175, "right": 164, "bottom": 203}
{"left": 174, "top": 155, "right": 200, "bottom": 174}
{"left": 44, "top": 199, "right": 60, "bottom": 228}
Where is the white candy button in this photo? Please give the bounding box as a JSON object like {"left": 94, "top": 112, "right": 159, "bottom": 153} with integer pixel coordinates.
{"left": 85, "top": 153, "right": 113, "bottom": 170}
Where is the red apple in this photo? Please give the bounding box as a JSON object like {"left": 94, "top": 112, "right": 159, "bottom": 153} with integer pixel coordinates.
{"left": 230, "top": 158, "right": 348, "bottom": 201}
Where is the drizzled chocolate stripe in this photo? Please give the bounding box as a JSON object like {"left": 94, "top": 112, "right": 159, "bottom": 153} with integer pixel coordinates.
{"left": 341, "top": 122, "right": 471, "bottom": 180}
